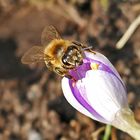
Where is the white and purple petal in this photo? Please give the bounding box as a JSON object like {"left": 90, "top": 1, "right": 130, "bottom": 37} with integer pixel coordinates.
{"left": 84, "top": 51, "right": 126, "bottom": 88}
{"left": 62, "top": 77, "right": 103, "bottom": 122}
{"left": 61, "top": 51, "right": 128, "bottom": 124}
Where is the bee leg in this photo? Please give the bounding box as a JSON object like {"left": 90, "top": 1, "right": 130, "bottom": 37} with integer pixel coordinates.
{"left": 55, "top": 67, "right": 66, "bottom": 77}
{"left": 55, "top": 67, "right": 73, "bottom": 79}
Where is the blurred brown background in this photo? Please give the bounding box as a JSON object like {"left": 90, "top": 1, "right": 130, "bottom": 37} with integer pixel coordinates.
{"left": 0, "top": 0, "right": 140, "bottom": 140}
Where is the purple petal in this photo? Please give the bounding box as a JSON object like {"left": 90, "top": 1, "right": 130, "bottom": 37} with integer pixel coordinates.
{"left": 62, "top": 77, "right": 109, "bottom": 123}
{"left": 69, "top": 79, "right": 108, "bottom": 123}
{"left": 62, "top": 77, "right": 98, "bottom": 121}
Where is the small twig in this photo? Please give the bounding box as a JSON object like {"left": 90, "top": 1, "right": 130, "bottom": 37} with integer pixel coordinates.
{"left": 57, "top": 0, "right": 87, "bottom": 28}
{"left": 116, "top": 14, "right": 140, "bottom": 49}
{"left": 91, "top": 126, "right": 105, "bottom": 140}
{"left": 111, "top": 127, "right": 117, "bottom": 140}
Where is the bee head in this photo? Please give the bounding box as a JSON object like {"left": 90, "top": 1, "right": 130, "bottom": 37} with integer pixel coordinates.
{"left": 62, "top": 45, "right": 83, "bottom": 68}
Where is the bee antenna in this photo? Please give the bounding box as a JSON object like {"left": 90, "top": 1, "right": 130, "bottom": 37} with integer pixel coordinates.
{"left": 82, "top": 46, "right": 93, "bottom": 50}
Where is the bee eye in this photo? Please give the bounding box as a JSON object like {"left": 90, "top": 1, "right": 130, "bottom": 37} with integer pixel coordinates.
{"left": 62, "top": 55, "right": 71, "bottom": 66}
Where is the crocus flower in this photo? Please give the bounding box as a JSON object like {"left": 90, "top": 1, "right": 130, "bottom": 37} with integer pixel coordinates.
{"left": 61, "top": 51, "right": 140, "bottom": 139}
{"left": 62, "top": 51, "right": 128, "bottom": 124}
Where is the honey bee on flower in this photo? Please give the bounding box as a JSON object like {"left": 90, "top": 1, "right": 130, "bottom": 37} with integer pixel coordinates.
{"left": 21, "top": 25, "right": 95, "bottom": 78}
{"left": 21, "top": 25, "right": 128, "bottom": 123}
{"left": 22, "top": 26, "right": 140, "bottom": 139}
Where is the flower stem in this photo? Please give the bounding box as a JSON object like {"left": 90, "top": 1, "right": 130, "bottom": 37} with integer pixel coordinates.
{"left": 103, "top": 125, "right": 111, "bottom": 140}
{"left": 112, "top": 108, "right": 140, "bottom": 140}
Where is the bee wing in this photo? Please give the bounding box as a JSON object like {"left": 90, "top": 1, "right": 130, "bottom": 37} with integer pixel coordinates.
{"left": 21, "top": 46, "right": 45, "bottom": 64}
{"left": 41, "top": 25, "right": 61, "bottom": 46}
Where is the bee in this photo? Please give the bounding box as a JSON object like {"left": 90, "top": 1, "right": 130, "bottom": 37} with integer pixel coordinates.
{"left": 21, "top": 26, "right": 94, "bottom": 78}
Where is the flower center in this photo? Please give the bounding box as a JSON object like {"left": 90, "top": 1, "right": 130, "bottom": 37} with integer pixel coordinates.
{"left": 90, "top": 63, "right": 100, "bottom": 70}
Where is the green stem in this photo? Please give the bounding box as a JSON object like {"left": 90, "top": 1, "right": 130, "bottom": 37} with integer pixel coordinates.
{"left": 103, "top": 125, "right": 111, "bottom": 140}
{"left": 112, "top": 108, "right": 140, "bottom": 140}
